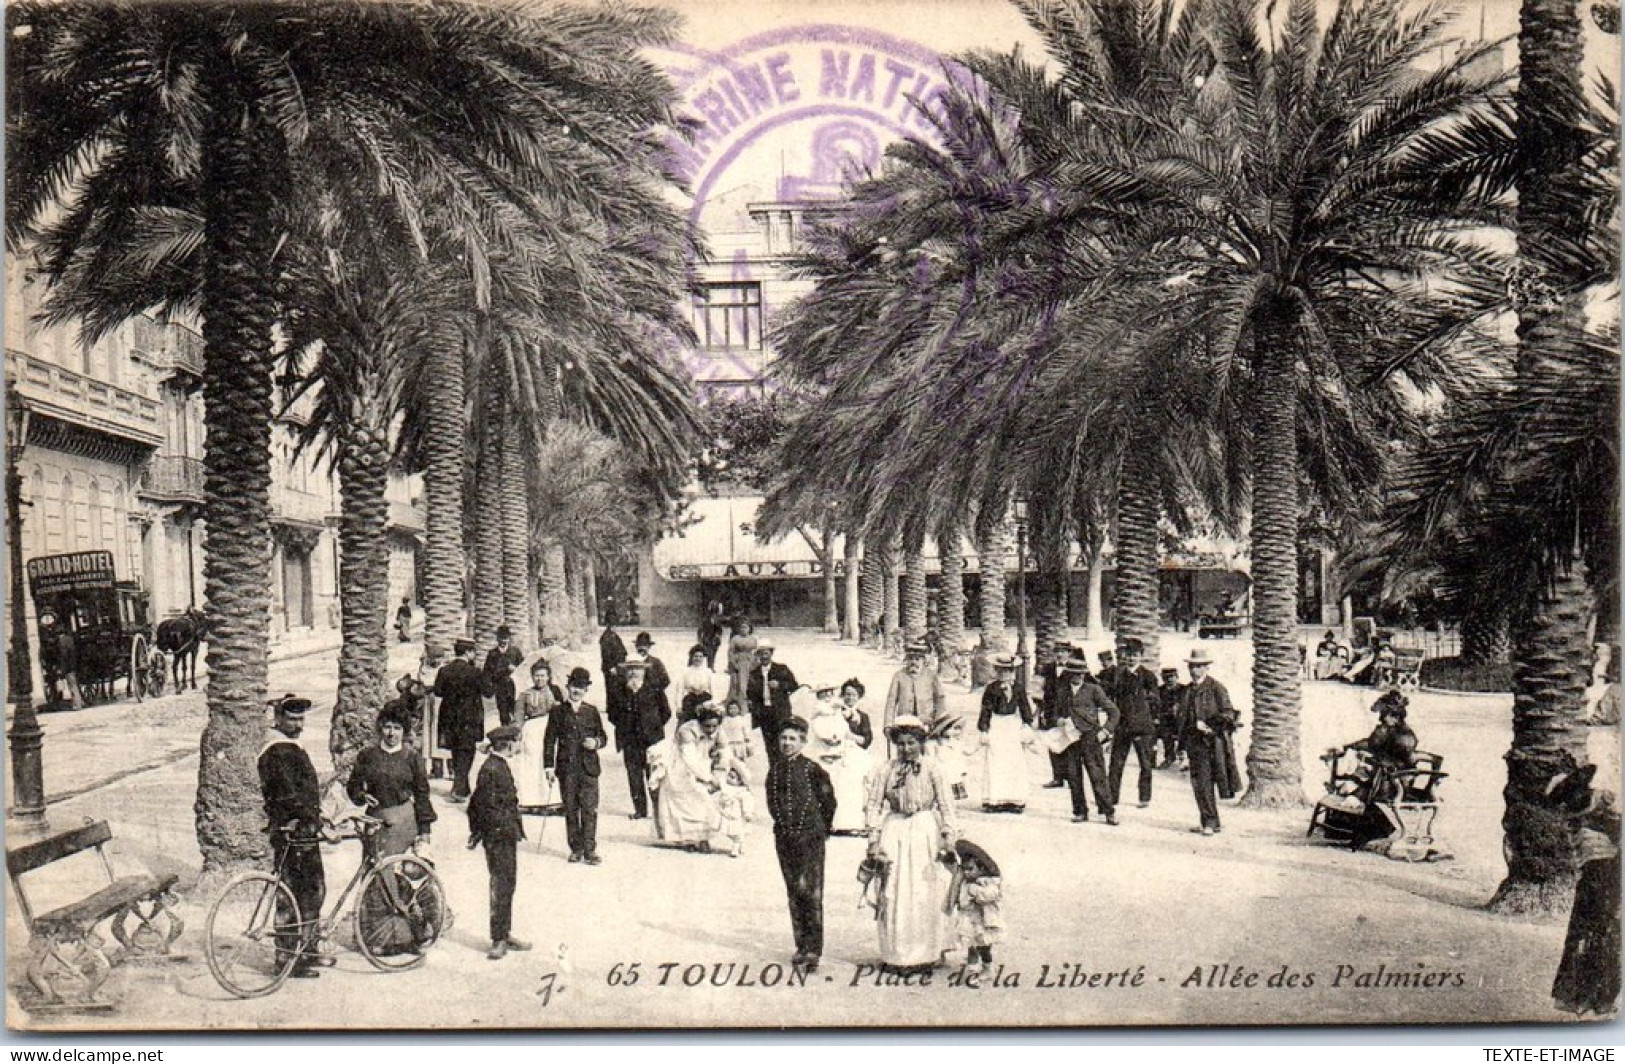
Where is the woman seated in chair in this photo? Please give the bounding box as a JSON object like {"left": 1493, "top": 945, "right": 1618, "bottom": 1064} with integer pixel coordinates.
{"left": 1345, "top": 691, "right": 1419, "bottom": 804}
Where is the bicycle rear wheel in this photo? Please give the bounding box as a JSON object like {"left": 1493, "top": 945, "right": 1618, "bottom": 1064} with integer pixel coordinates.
{"left": 353, "top": 854, "right": 449, "bottom": 971}
{"left": 206, "top": 872, "right": 300, "bottom": 998}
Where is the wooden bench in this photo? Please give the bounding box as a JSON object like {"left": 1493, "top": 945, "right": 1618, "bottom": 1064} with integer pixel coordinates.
{"left": 7, "top": 819, "right": 182, "bottom": 1011}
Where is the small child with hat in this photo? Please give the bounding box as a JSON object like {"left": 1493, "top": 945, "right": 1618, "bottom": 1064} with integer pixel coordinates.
{"left": 468, "top": 724, "right": 531, "bottom": 960}
{"left": 950, "top": 839, "right": 1004, "bottom": 976}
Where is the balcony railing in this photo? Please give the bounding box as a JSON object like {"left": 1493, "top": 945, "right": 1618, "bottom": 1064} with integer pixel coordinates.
{"left": 132, "top": 316, "right": 204, "bottom": 380}
{"left": 139, "top": 454, "right": 205, "bottom": 503}
{"left": 271, "top": 482, "right": 334, "bottom": 526}
{"left": 5, "top": 348, "right": 163, "bottom": 447}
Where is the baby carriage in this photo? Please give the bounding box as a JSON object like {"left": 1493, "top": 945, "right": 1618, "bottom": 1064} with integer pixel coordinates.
{"left": 1306, "top": 745, "right": 1449, "bottom": 861}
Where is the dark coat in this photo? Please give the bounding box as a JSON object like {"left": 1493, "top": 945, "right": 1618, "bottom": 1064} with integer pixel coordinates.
{"left": 544, "top": 701, "right": 607, "bottom": 779}
{"left": 482, "top": 645, "right": 524, "bottom": 704}
{"left": 433, "top": 657, "right": 485, "bottom": 750}
{"left": 843, "top": 706, "right": 874, "bottom": 749}
{"left": 1179, "top": 675, "right": 1236, "bottom": 738}
{"left": 766, "top": 755, "right": 837, "bottom": 838}
{"left": 1105, "top": 665, "right": 1161, "bottom": 737}
{"left": 1053, "top": 677, "right": 1119, "bottom": 740}
{"left": 977, "top": 681, "right": 1034, "bottom": 731}
{"left": 601, "top": 628, "right": 628, "bottom": 715}
{"left": 631, "top": 653, "right": 671, "bottom": 694}
{"left": 609, "top": 684, "right": 670, "bottom": 751}
{"left": 468, "top": 754, "right": 524, "bottom": 847}
{"left": 747, "top": 661, "right": 798, "bottom": 731}
{"left": 258, "top": 736, "right": 322, "bottom": 835}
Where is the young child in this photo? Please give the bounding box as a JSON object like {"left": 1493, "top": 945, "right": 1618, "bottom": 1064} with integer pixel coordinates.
{"left": 952, "top": 839, "right": 1004, "bottom": 976}
{"left": 467, "top": 725, "right": 531, "bottom": 961}
{"left": 711, "top": 748, "right": 754, "bottom": 858}
{"left": 764, "top": 716, "right": 836, "bottom": 973}
{"left": 721, "top": 698, "right": 754, "bottom": 764}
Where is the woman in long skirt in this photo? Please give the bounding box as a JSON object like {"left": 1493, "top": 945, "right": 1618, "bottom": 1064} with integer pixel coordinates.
{"left": 977, "top": 653, "right": 1033, "bottom": 812}
{"left": 865, "top": 715, "right": 960, "bottom": 974}
{"left": 346, "top": 704, "right": 437, "bottom": 954}
{"left": 654, "top": 707, "right": 725, "bottom": 850}
{"left": 514, "top": 660, "right": 563, "bottom": 810}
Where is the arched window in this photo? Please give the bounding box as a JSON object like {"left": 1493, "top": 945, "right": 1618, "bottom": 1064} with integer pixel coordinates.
{"left": 86, "top": 477, "right": 103, "bottom": 553}
{"left": 58, "top": 472, "right": 75, "bottom": 552}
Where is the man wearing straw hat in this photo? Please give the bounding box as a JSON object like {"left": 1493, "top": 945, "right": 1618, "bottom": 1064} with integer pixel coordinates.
{"left": 1180, "top": 648, "right": 1236, "bottom": 836}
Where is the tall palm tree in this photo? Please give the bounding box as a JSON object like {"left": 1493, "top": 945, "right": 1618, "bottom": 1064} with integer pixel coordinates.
{"left": 939, "top": 519, "right": 967, "bottom": 652}
{"left": 9, "top": 0, "right": 694, "bottom": 869}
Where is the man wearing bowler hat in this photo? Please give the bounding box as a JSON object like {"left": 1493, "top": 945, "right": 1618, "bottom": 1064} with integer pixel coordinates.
{"left": 1105, "top": 638, "right": 1162, "bottom": 811}
{"left": 1052, "top": 648, "right": 1120, "bottom": 825}
{"left": 1180, "top": 648, "right": 1237, "bottom": 836}
{"left": 546, "top": 667, "right": 608, "bottom": 863}
{"left": 258, "top": 695, "right": 330, "bottom": 977}
{"left": 482, "top": 625, "right": 524, "bottom": 728}
{"left": 433, "top": 638, "right": 485, "bottom": 802}
{"left": 632, "top": 631, "right": 671, "bottom": 695}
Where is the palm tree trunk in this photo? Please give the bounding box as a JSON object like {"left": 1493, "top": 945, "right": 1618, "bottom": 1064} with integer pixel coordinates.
{"left": 977, "top": 521, "right": 1010, "bottom": 650}
{"left": 1116, "top": 441, "right": 1163, "bottom": 662}
{"left": 1461, "top": 606, "right": 1513, "bottom": 666}
{"left": 859, "top": 543, "right": 883, "bottom": 647}
{"left": 472, "top": 383, "right": 504, "bottom": 644}
{"left": 843, "top": 535, "right": 862, "bottom": 640}
{"left": 1488, "top": 558, "right": 1594, "bottom": 914}
{"left": 194, "top": 112, "right": 278, "bottom": 873}
{"left": 539, "top": 540, "right": 569, "bottom": 643}
{"left": 329, "top": 399, "right": 391, "bottom": 781}
{"left": 585, "top": 555, "right": 600, "bottom": 630}
{"left": 939, "top": 520, "right": 965, "bottom": 653}
{"left": 822, "top": 526, "right": 840, "bottom": 635}
{"left": 1241, "top": 301, "right": 1305, "bottom": 808}
{"left": 1032, "top": 524, "right": 1068, "bottom": 667}
{"left": 422, "top": 339, "right": 469, "bottom": 666}
{"left": 882, "top": 543, "right": 901, "bottom": 654}
{"left": 500, "top": 413, "right": 531, "bottom": 645}
{"left": 902, "top": 548, "right": 928, "bottom": 640}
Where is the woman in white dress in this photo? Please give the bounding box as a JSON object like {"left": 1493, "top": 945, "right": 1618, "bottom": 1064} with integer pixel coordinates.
{"left": 653, "top": 705, "right": 725, "bottom": 851}
{"left": 865, "top": 715, "right": 960, "bottom": 975}
{"left": 976, "top": 653, "right": 1034, "bottom": 812}
{"left": 515, "top": 660, "right": 563, "bottom": 810}
{"left": 808, "top": 685, "right": 873, "bottom": 834}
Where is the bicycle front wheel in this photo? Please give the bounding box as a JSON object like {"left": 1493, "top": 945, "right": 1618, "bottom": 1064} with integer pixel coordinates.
{"left": 354, "top": 854, "right": 449, "bottom": 971}
{"left": 206, "top": 871, "right": 300, "bottom": 998}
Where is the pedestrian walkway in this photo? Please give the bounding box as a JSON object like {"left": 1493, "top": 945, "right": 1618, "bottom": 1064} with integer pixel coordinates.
{"left": 5, "top": 627, "right": 1604, "bottom": 1029}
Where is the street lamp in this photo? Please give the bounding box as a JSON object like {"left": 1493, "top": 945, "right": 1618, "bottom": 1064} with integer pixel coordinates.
{"left": 6, "top": 382, "right": 46, "bottom": 833}
{"left": 1011, "top": 497, "right": 1030, "bottom": 685}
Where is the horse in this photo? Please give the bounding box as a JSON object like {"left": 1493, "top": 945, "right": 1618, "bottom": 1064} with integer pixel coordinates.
{"left": 156, "top": 607, "right": 208, "bottom": 691}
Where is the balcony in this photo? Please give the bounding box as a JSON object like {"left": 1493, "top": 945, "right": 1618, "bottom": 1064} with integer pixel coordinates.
{"left": 6, "top": 348, "right": 163, "bottom": 449}
{"left": 271, "top": 482, "right": 334, "bottom": 528}
{"left": 139, "top": 454, "right": 205, "bottom": 504}
{"left": 131, "top": 316, "right": 204, "bottom": 382}
{"left": 388, "top": 498, "right": 426, "bottom": 534}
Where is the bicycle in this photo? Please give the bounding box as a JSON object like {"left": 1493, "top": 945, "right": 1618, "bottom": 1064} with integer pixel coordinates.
{"left": 205, "top": 814, "right": 452, "bottom": 998}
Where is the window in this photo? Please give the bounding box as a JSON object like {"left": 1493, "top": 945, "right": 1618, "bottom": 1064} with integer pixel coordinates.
{"left": 692, "top": 283, "right": 764, "bottom": 350}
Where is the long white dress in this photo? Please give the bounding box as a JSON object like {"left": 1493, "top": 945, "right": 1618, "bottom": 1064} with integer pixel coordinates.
{"left": 654, "top": 720, "right": 723, "bottom": 844}
{"left": 978, "top": 683, "right": 1033, "bottom": 807}
{"left": 865, "top": 758, "right": 959, "bottom": 969}
{"left": 808, "top": 706, "right": 873, "bottom": 833}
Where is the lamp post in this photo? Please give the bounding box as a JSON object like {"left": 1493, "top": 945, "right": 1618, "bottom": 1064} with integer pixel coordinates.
{"left": 1011, "top": 498, "right": 1030, "bottom": 686}
{"left": 6, "top": 382, "right": 46, "bottom": 833}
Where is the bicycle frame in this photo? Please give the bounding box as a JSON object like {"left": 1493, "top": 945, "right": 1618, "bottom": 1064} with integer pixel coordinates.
{"left": 265, "top": 818, "right": 383, "bottom": 961}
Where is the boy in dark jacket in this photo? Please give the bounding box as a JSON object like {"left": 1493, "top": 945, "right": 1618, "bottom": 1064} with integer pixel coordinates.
{"left": 468, "top": 725, "right": 532, "bottom": 960}
{"left": 765, "top": 716, "right": 836, "bottom": 974}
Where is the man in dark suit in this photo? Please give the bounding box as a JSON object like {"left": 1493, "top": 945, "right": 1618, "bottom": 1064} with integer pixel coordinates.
{"left": 600, "top": 618, "right": 628, "bottom": 725}
{"left": 1180, "top": 648, "right": 1238, "bottom": 836}
{"left": 1105, "top": 638, "right": 1162, "bottom": 810}
{"left": 609, "top": 658, "right": 670, "bottom": 820}
{"left": 747, "top": 639, "right": 799, "bottom": 766}
{"left": 631, "top": 632, "right": 670, "bottom": 694}
{"left": 1053, "top": 648, "right": 1121, "bottom": 825}
{"left": 765, "top": 716, "right": 836, "bottom": 973}
{"left": 258, "top": 695, "right": 329, "bottom": 977}
{"left": 433, "top": 639, "right": 485, "bottom": 802}
{"left": 468, "top": 725, "right": 531, "bottom": 960}
{"left": 482, "top": 626, "right": 524, "bottom": 727}
{"left": 1156, "top": 667, "right": 1186, "bottom": 767}
{"left": 545, "top": 667, "right": 608, "bottom": 864}
{"left": 1035, "top": 642, "right": 1074, "bottom": 788}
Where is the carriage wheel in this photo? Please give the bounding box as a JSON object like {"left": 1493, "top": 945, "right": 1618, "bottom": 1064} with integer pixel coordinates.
{"left": 130, "top": 634, "right": 149, "bottom": 703}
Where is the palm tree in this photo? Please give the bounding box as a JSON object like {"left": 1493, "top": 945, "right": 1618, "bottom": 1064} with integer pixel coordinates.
{"left": 939, "top": 519, "right": 968, "bottom": 652}
{"left": 10, "top": 0, "right": 696, "bottom": 870}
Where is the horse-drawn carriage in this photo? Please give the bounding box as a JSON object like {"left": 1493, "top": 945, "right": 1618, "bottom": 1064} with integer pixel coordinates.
{"left": 28, "top": 551, "right": 158, "bottom": 707}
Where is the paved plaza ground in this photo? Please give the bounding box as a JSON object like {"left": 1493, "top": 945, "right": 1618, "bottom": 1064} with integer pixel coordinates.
{"left": 5, "top": 627, "right": 1617, "bottom": 1030}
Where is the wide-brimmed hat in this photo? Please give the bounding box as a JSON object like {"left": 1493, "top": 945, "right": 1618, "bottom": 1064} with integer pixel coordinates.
{"left": 905, "top": 639, "right": 930, "bottom": 656}
{"left": 454, "top": 638, "right": 477, "bottom": 654}
{"left": 273, "top": 695, "right": 311, "bottom": 716}
{"left": 886, "top": 714, "right": 929, "bottom": 741}
{"left": 954, "top": 838, "right": 1001, "bottom": 877}
{"left": 755, "top": 638, "right": 776, "bottom": 652}
{"left": 1187, "top": 649, "right": 1214, "bottom": 666}
{"left": 622, "top": 658, "right": 649, "bottom": 673}
{"left": 1058, "top": 649, "right": 1091, "bottom": 674}
{"left": 992, "top": 653, "right": 1018, "bottom": 671}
